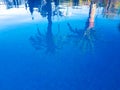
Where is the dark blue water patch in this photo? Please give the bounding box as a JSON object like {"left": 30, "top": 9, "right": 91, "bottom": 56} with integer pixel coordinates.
{"left": 0, "top": 24, "right": 120, "bottom": 90}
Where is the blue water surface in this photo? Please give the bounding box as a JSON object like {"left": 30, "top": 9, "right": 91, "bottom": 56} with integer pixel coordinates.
{"left": 0, "top": 0, "right": 120, "bottom": 90}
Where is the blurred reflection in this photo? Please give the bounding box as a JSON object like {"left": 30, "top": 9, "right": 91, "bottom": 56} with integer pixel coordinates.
{"left": 27, "top": 0, "right": 41, "bottom": 19}
{"left": 29, "top": 0, "right": 57, "bottom": 53}
{"left": 4, "top": 0, "right": 22, "bottom": 9}
{"left": 13, "top": 0, "right": 19, "bottom": 8}
{"left": 39, "top": 0, "right": 47, "bottom": 17}
{"left": 67, "top": 1, "right": 96, "bottom": 53}
{"left": 26, "top": 0, "right": 63, "bottom": 19}
{"left": 79, "top": 1, "right": 96, "bottom": 53}
{"left": 25, "top": 0, "right": 28, "bottom": 10}
{"left": 73, "top": 0, "right": 79, "bottom": 6}
{"left": 29, "top": 25, "right": 45, "bottom": 50}
{"left": 53, "top": 0, "right": 63, "bottom": 17}
{"left": 102, "top": 0, "right": 118, "bottom": 18}
{"left": 45, "top": 0, "right": 56, "bottom": 53}
{"left": 4, "top": 0, "right": 13, "bottom": 9}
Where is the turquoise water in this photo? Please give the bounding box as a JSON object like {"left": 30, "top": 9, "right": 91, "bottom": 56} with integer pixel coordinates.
{"left": 0, "top": 1, "right": 120, "bottom": 90}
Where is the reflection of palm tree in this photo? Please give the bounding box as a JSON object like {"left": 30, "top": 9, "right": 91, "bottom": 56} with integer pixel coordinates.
{"left": 45, "top": 0, "right": 56, "bottom": 53}
{"left": 29, "top": 25, "right": 45, "bottom": 50}
{"left": 102, "top": 0, "right": 117, "bottom": 18}
{"left": 67, "top": 1, "right": 96, "bottom": 53}
{"left": 80, "top": 27, "right": 96, "bottom": 53}
{"left": 46, "top": 22, "right": 56, "bottom": 53}
{"left": 67, "top": 22, "right": 83, "bottom": 40}
{"left": 29, "top": 0, "right": 57, "bottom": 53}
{"left": 80, "top": 1, "right": 96, "bottom": 53}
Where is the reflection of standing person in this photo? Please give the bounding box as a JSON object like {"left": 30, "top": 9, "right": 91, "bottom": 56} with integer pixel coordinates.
{"left": 25, "top": 0, "right": 28, "bottom": 10}
{"left": 13, "top": 0, "right": 19, "bottom": 8}
{"left": 73, "top": 0, "right": 79, "bottom": 6}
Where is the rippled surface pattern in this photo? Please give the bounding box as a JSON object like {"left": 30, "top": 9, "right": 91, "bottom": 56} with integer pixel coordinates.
{"left": 0, "top": 0, "right": 120, "bottom": 90}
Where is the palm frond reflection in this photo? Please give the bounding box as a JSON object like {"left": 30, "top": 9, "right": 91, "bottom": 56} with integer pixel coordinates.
{"left": 29, "top": 0, "right": 63, "bottom": 54}
{"left": 29, "top": 25, "right": 45, "bottom": 50}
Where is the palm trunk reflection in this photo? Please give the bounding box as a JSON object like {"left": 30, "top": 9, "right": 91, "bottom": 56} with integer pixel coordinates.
{"left": 81, "top": 1, "right": 96, "bottom": 53}
{"left": 46, "top": 0, "right": 56, "bottom": 53}
{"left": 102, "top": 0, "right": 117, "bottom": 18}
{"left": 29, "top": 0, "right": 56, "bottom": 53}
{"left": 67, "top": 1, "right": 96, "bottom": 53}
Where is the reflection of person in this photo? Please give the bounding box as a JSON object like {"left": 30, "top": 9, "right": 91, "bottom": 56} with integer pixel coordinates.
{"left": 25, "top": 0, "right": 28, "bottom": 10}
{"left": 13, "top": 0, "right": 19, "bottom": 8}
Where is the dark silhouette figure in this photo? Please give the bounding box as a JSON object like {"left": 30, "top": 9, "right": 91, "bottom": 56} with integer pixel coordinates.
{"left": 73, "top": 0, "right": 79, "bottom": 6}
{"left": 27, "top": 0, "right": 41, "bottom": 19}
{"left": 28, "top": 0, "right": 34, "bottom": 19}
{"left": 13, "top": 0, "right": 19, "bottom": 8}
